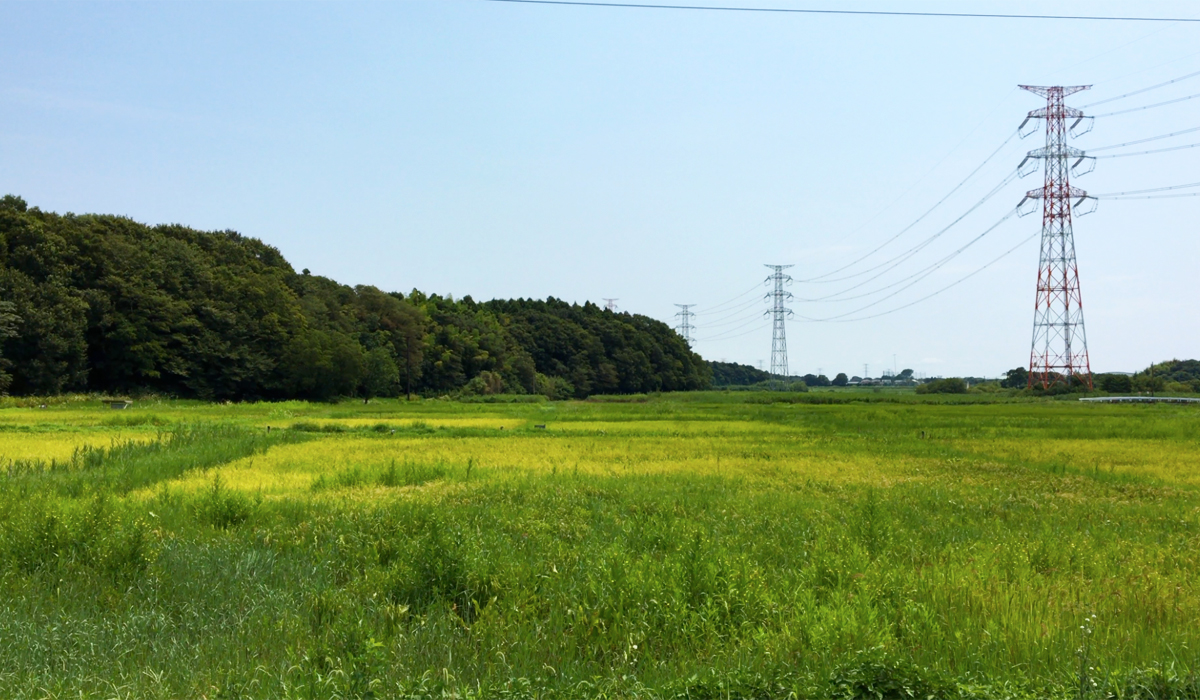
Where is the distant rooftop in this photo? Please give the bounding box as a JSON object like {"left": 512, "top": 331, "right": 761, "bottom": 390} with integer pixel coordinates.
{"left": 1079, "top": 396, "right": 1200, "bottom": 404}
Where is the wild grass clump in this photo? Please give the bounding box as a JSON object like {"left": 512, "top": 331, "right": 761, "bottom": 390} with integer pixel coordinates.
{"left": 381, "top": 515, "right": 494, "bottom": 620}
{"left": 0, "top": 493, "right": 150, "bottom": 582}
{"left": 311, "top": 459, "right": 450, "bottom": 491}
{"left": 289, "top": 421, "right": 348, "bottom": 433}
{"left": 376, "top": 459, "right": 448, "bottom": 487}
{"left": 193, "top": 475, "right": 260, "bottom": 529}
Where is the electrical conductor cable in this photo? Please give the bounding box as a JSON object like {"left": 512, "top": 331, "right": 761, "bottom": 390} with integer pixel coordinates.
{"left": 798, "top": 130, "right": 1019, "bottom": 283}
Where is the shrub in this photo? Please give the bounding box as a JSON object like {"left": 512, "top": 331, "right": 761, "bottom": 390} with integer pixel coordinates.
{"left": 461, "top": 370, "right": 506, "bottom": 397}
{"left": 829, "top": 658, "right": 948, "bottom": 700}
{"left": 916, "top": 378, "right": 967, "bottom": 394}
{"left": 535, "top": 373, "right": 575, "bottom": 400}
{"left": 1096, "top": 373, "right": 1133, "bottom": 393}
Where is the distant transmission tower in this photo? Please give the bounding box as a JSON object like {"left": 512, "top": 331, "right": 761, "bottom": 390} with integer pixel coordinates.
{"left": 763, "top": 264, "right": 794, "bottom": 390}
{"left": 1018, "top": 85, "right": 1094, "bottom": 390}
{"left": 673, "top": 304, "right": 695, "bottom": 344}
{"left": 603, "top": 298, "right": 619, "bottom": 312}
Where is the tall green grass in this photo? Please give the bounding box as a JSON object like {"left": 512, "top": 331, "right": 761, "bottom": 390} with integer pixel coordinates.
{"left": 0, "top": 399, "right": 1197, "bottom": 698}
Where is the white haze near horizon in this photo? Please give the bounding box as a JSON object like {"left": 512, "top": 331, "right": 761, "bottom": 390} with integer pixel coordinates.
{"left": 1, "top": 1, "right": 1197, "bottom": 379}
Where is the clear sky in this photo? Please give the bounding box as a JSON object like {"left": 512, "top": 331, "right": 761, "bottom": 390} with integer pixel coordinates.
{"left": 2, "top": 1, "right": 1197, "bottom": 378}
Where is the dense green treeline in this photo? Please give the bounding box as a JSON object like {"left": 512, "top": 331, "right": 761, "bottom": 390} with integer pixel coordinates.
{"left": 708, "top": 360, "right": 771, "bottom": 387}
{"left": 0, "top": 196, "right": 708, "bottom": 399}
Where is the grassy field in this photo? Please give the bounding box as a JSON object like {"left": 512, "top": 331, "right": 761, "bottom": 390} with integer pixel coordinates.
{"left": 1, "top": 392, "right": 1198, "bottom": 699}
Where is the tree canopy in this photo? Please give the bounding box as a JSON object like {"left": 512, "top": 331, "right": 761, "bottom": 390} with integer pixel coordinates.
{"left": 708, "top": 361, "right": 771, "bottom": 387}
{"left": 0, "top": 196, "right": 709, "bottom": 399}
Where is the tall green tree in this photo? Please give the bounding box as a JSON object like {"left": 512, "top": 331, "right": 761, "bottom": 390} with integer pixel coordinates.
{"left": 0, "top": 300, "right": 19, "bottom": 393}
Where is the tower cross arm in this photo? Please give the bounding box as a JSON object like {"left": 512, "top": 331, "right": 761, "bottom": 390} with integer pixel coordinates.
{"left": 1024, "top": 185, "right": 1089, "bottom": 200}
{"left": 1025, "top": 145, "right": 1087, "bottom": 159}
{"left": 1019, "top": 84, "right": 1091, "bottom": 98}
{"left": 1024, "top": 105, "right": 1086, "bottom": 120}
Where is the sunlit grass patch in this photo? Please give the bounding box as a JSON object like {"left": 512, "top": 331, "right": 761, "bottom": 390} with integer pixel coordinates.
{"left": 147, "top": 429, "right": 930, "bottom": 500}
{"left": 959, "top": 438, "right": 1200, "bottom": 487}
{"left": 142, "top": 437, "right": 444, "bottom": 497}
{"left": 544, "top": 419, "right": 795, "bottom": 435}
{"left": 0, "top": 430, "right": 156, "bottom": 464}
{"left": 290, "top": 416, "right": 517, "bottom": 430}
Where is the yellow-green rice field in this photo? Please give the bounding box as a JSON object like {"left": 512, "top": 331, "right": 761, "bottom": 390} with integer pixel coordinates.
{"left": 1, "top": 392, "right": 1198, "bottom": 699}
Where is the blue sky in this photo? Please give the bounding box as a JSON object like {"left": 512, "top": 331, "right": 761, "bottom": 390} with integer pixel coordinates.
{"left": 2, "top": 1, "right": 1197, "bottom": 377}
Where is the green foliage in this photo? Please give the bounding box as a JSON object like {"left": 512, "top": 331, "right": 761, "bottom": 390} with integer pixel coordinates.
{"left": 1001, "top": 366, "right": 1029, "bottom": 389}
{"left": 360, "top": 345, "right": 400, "bottom": 399}
{"left": 1137, "top": 359, "right": 1200, "bottom": 385}
{"left": 194, "top": 475, "right": 259, "bottom": 529}
{"left": 0, "top": 299, "right": 18, "bottom": 393}
{"left": 0, "top": 494, "right": 150, "bottom": 581}
{"left": 1131, "top": 360, "right": 1200, "bottom": 395}
{"left": 710, "top": 360, "right": 771, "bottom": 387}
{"left": 915, "top": 377, "right": 967, "bottom": 394}
{"left": 536, "top": 372, "right": 576, "bottom": 400}
{"left": 487, "top": 297, "right": 711, "bottom": 396}
{"left": 1096, "top": 373, "right": 1134, "bottom": 393}
{"left": 802, "top": 373, "right": 831, "bottom": 387}
{"left": 0, "top": 199, "right": 708, "bottom": 400}
{"left": 461, "top": 369, "right": 507, "bottom": 397}
{"left": 828, "top": 658, "right": 948, "bottom": 700}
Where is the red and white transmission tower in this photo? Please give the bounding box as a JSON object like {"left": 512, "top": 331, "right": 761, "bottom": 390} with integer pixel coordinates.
{"left": 1017, "top": 85, "right": 1095, "bottom": 390}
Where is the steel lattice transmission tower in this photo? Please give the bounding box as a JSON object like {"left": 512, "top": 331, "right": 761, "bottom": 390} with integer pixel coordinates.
{"left": 763, "top": 265, "right": 794, "bottom": 389}
{"left": 674, "top": 304, "right": 696, "bottom": 345}
{"left": 1018, "top": 85, "right": 1094, "bottom": 390}
{"left": 602, "top": 298, "right": 619, "bottom": 312}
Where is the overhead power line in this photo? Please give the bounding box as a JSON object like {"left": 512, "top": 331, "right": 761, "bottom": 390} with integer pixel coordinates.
{"left": 1102, "top": 192, "right": 1200, "bottom": 200}
{"left": 1094, "top": 92, "right": 1200, "bottom": 117}
{"left": 483, "top": 0, "right": 1200, "bottom": 22}
{"left": 696, "top": 296, "right": 765, "bottom": 325}
{"left": 798, "top": 168, "right": 1019, "bottom": 296}
{"left": 802, "top": 209, "right": 1018, "bottom": 322}
{"left": 1095, "top": 142, "right": 1200, "bottom": 159}
{"left": 694, "top": 282, "right": 763, "bottom": 315}
{"left": 803, "top": 231, "right": 1039, "bottom": 323}
{"left": 696, "top": 295, "right": 760, "bottom": 320}
{"left": 697, "top": 316, "right": 768, "bottom": 341}
{"left": 702, "top": 306, "right": 768, "bottom": 328}
{"left": 1091, "top": 181, "right": 1200, "bottom": 197}
{"left": 1081, "top": 69, "right": 1200, "bottom": 108}
{"left": 696, "top": 321, "right": 769, "bottom": 343}
{"left": 1088, "top": 126, "right": 1200, "bottom": 151}
{"left": 799, "top": 130, "right": 1019, "bottom": 283}
{"left": 798, "top": 214, "right": 1016, "bottom": 304}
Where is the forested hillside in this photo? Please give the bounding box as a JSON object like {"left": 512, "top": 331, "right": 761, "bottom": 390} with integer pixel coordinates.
{"left": 0, "top": 196, "right": 709, "bottom": 399}
{"left": 708, "top": 360, "right": 771, "bottom": 386}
